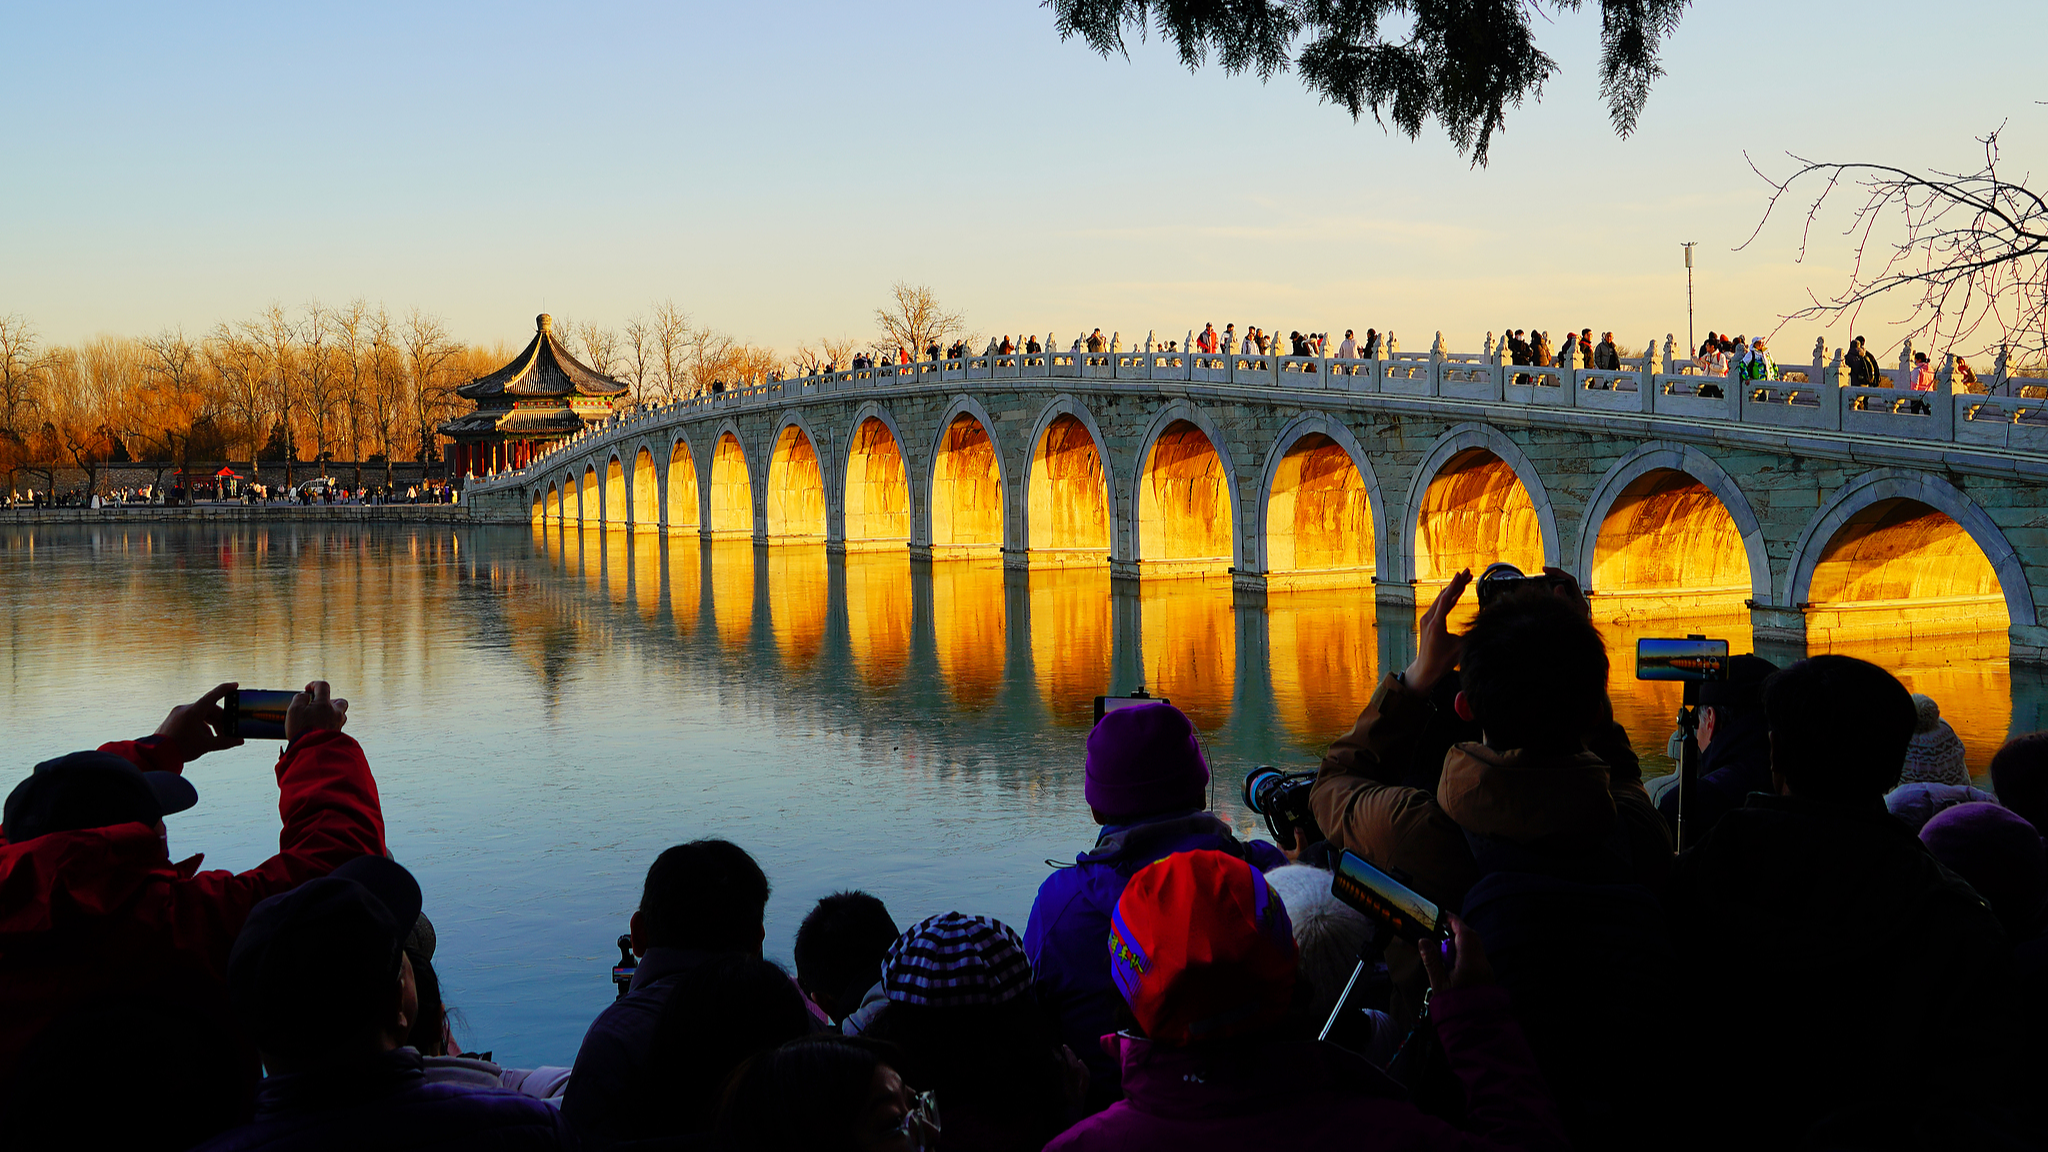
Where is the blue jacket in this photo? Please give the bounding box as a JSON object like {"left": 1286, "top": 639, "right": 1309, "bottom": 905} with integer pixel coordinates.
{"left": 194, "top": 1048, "right": 575, "bottom": 1152}
{"left": 1024, "top": 812, "right": 1283, "bottom": 1099}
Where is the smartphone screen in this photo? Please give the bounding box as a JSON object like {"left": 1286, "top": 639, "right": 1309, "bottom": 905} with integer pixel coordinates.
{"left": 1331, "top": 850, "right": 1445, "bottom": 940}
{"left": 1635, "top": 637, "right": 1731, "bottom": 682}
{"left": 232, "top": 689, "right": 297, "bottom": 741}
{"left": 1092, "top": 694, "right": 1170, "bottom": 724}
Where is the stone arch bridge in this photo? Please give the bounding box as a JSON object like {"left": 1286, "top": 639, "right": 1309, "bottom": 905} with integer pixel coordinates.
{"left": 464, "top": 346, "right": 2048, "bottom": 665}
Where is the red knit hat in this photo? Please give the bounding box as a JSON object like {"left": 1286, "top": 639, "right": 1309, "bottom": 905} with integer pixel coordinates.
{"left": 1109, "top": 849, "right": 1297, "bottom": 1045}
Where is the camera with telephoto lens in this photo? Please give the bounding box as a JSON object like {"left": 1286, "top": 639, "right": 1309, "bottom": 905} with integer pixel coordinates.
{"left": 1242, "top": 766, "right": 1323, "bottom": 847}
{"left": 1474, "top": 562, "right": 1568, "bottom": 609}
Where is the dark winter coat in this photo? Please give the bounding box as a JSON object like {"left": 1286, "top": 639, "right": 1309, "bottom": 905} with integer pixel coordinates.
{"left": 1044, "top": 988, "right": 1567, "bottom": 1152}
{"left": 561, "top": 948, "right": 731, "bottom": 1150}
{"left": 1665, "top": 793, "right": 2013, "bottom": 1149}
{"left": 194, "top": 1048, "right": 575, "bottom": 1152}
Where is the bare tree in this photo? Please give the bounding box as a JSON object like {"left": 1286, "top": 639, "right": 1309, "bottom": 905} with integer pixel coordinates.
{"left": 401, "top": 309, "right": 463, "bottom": 471}
{"left": 794, "top": 335, "right": 864, "bottom": 375}
{"left": 49, "top": 341, "right": 129, "bottom": 498}
{"left": 620, "top": 316, "right": 654, "bottom": 402}
{"left": 136, "top": 327, "right": 210, "bottom": 500}
{"left": 207, "top": 326, "right": 270, "bottom": 477}
{"left": 243, "top": 304, "right": 300, "bottom": 486}
{"left": 875, "top": 282, "right": 965, "bottom": 361}
{"left": 1746, "top": 125, "right": 2048, "bottom": 379}
{"left": 649, "top": 300, "right": 692, "bottom": 402}
{"left": 0, "top": 314, "right": 54, "bottom": 494}
{"left": 298, "top": 302, "right": 340, "bottom": 477}
{"left": 571, "top": 319, "right": 621, "bottom": 378}
{"left": 367, "top": 308, "right": 404, "bottom": 488}
{"left": 329, "top": 300, "right": 375, "bottom": 489}
{"left": 683, "top": 325, "right": 735, "bottom": 394}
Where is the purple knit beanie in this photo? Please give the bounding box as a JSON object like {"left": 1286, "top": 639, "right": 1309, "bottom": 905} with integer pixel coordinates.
{"left": 1920, "top": 801, "right": 2048, "bottom": 939}
{"left": 1085, "top": 701, "right": 1209, "bottom": 820}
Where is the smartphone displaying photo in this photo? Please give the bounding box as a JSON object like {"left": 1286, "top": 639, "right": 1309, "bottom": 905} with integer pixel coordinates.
{"left": 228, "top": 688, "right": 296, "bottom": 741}
{"left": 1634, "top": 637, "right": 1730, "bottom": 682}
{"left": 1331, "top": 850, "right": 1446, "bottom": 941}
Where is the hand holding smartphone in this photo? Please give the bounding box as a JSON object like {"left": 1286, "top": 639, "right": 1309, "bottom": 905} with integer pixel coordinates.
{"left": 1330, "top": 850, "right": 1449, "bottom": 942}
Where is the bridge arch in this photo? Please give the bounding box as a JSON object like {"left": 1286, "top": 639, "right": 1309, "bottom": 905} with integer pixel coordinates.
{"left": 767, "top": 413, "right": 829, "bottom": 542}
{"left": 843, "top": 402, "right": 911, "bottom": 550}
{"left": 1257, "top": 413, "right": 1384, "bottom": 588}
{"left": 1575, "top": 442, "right": 1769, "bottom": 604}
{"left": 665, "top": 433, "right": 702, "bottom": 533}
{"left": 1787, "top": 469, "right": 2034, "bottom": 643}
{"left": 1401, "top": 423, "right": 1559, "bottom": 586}
{"left": 560, "top": 472, "right": 576, "bottom": 524}
{"left": 707, "top": 421, "right": 755, "bottom": 538}
{"left": 631, "top": 445, "right": 659, "bottom": 531}
{"left": 926, "top": 395, "right": 1007, "bottom": 558}
{"left": 531, "top": 487, "right": 545, "bottom": 526}
{"left": 602, "top": 454, "right": 626, "bottom": 527}
{"left": 1132, "top": 400, "right": 1243, "bottom": 577}
{"left": 1022, "top": 395, "right": 1116, "bottom": 565}
{"left": 581, "top": 463, "right": 598, "bottom": 525}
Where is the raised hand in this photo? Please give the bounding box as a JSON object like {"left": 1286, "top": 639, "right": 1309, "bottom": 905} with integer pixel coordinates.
{"left": 1403, "top": 569, "right": 1471, "bottom": 695}
{"left": 284, "top": 681, "right": 349, "bottom": 741}
{"left": 154, "top": 682, "right": 244, "bottom": 760}
{"left": 1418, "top": 913, "right": 1495, "bottom": 993}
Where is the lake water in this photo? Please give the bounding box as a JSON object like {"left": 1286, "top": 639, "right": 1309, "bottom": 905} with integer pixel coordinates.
{"left": 2, "top": 522, "right": 2036, "bottom": 1066}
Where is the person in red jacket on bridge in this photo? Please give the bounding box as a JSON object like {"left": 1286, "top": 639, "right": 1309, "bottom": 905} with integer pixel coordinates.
{"left": 0, "top": 680, "right": 385, "bottom": 1078}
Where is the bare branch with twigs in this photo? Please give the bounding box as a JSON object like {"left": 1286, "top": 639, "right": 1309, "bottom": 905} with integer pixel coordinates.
{"left": 1743, "top": 125, "right": 2048, "bottom": 375}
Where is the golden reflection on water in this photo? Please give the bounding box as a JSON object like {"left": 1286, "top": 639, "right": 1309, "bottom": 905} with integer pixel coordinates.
{"left": 1268, "top": 589, "right": 1380, "bottom": 751}
{"left": 667, "top": 534, "right": 701, "bottom": 638}
{"left": 632, "top": 533, "right": 661, "bottom": 624}
{"left": 707, "top": 539, "right": 756, "bottom": 649}
{"left": 844, "top": 551, "right": 913, "bottom": 688}
{"left": 513, "top": 526, "right": 2023, "bottom": 775}
{"left": 603, "top": 529, "right": 630, "bottom": 606}
{"left": 931, "top": 558, "right": 1006, "bottom": 709}
{"left": 766, "top": 545, "right": 829, "bottom": 671}
{"left": 1028, "top": 568, "right": 1114, "bottom": 727}
{"left": 1138, "top": 576, "right": 1236, "bottom": 732}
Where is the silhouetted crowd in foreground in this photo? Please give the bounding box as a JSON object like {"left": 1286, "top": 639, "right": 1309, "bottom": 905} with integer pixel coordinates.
{"left": 6, "top": 569, "right": 2048, "bottom": 1151}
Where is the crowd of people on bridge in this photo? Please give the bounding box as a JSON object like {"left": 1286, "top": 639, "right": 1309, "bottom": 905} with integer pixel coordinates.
{"left": 6, "top": 566, "right": 2048, "bottom": 1151}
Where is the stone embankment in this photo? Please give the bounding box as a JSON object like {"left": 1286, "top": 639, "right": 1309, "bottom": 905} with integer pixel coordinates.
{"left": 0, "top": 505, "right": 472, "bottom": 525}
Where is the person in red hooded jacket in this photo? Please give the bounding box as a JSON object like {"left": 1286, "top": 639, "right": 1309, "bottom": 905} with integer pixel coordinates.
{"left": 0, "top": 681, "right": 385, "bottom": 1078}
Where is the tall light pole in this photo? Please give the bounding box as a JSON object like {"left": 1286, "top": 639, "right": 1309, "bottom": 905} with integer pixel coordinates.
{"left": 1682, "top": 241, "right": 1697, "bottom": 356}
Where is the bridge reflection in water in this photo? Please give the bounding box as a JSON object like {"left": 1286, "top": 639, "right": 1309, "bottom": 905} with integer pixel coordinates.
{"left": 0, "top": 519, "right": 2033, "bottom": 1066}
{"left": 532, "top": 523, "right": 2027, "bottom": 775}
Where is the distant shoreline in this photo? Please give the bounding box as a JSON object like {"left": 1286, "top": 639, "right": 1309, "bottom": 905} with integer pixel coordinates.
{"left": 0, "top": 505, "right": 479, "bottom": 525}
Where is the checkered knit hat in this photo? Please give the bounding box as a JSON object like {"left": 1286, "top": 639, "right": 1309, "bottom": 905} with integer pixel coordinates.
{"left": 882, "top": 912, "right": 1031, "bottom": 1008}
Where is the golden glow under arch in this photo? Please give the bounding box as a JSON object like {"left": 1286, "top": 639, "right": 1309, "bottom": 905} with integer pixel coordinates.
{"left": 766, "top": 425, "right": 827, "bottom": 541}
{"left": 930, "top": 414, "right": 1003, "bottom": 558}
{"left": 1138, "top": 420, "right": 1233, "bottom": 578}
{"left": 1028, "top": 414, "right": 1110, "bottom": 566}
{"left": 844, "top": 417, "right": 910, "bottom": 549}
{"left": 1266, "top": 433, "right": 1373, "bottom": 590}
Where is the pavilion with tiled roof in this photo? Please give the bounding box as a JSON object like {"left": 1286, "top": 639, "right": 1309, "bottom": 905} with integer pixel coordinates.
{"left": 440, "top": 313, "right": 630, "bottom": 478}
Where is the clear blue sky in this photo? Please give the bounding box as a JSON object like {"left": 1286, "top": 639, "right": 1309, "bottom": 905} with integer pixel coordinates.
{"left": 5, "top": 1, "right": 2043, "bottom": 358}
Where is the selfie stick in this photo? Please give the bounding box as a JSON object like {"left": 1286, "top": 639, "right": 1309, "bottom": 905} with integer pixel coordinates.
{"left": 1672, "top": 633, "right": 1706, "bottom": 854}
{"left": 1318, "top": 958, "right": 1369, "bottom": 1043}
{"left": 1318, "top": 921, "right": 1395, "bottom": 1046}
